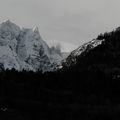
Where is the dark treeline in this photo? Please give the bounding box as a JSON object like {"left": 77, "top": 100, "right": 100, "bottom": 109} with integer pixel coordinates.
{"left": 0, "top": 68, "right": 119, "bottom": 105}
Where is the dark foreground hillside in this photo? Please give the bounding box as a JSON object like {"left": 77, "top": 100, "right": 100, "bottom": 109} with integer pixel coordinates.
{"left": 0, "top": 69, "right": 120, "bottom": 120}
{"left": 1, "top": 28, "right": 120, "bottom": 119}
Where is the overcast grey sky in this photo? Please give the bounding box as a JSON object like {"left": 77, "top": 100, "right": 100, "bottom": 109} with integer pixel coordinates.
{"left": 0, "top": 0, "right": 120, "bottom": 51}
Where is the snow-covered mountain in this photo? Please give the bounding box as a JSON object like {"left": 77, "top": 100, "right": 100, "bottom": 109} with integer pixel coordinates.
{"left": 0, "top": 20, "right": 64, "bottom": 72}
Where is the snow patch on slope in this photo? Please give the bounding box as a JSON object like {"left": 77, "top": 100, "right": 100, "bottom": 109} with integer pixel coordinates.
{"left": 63, "top": 39, "right": 104, "bottom": 67}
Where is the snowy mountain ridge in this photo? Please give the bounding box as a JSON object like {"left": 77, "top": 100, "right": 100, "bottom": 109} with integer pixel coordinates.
{"left": 63, "top": 39, "right": 104, "bottom": 67}
{"left": 0, "top": 20, "right": 65, "bottom": 72}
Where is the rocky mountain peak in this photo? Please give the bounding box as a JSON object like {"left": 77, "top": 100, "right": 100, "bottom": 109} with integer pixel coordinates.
{"left": 0, "top": 20, "right": 64, "bottom": 72}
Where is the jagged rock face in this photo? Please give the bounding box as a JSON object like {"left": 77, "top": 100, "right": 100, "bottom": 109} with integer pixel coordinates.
{"left": 17, "top": 27, "right": 52, "bottom": 71}
{"left": 0, "top": 20, "right": 63, "bottom": 72}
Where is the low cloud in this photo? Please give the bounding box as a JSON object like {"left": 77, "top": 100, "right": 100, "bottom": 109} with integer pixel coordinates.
{"left": 46, "top": 39, "right": 77, "bottom": 52}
